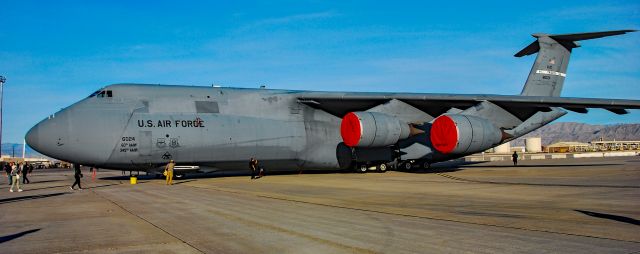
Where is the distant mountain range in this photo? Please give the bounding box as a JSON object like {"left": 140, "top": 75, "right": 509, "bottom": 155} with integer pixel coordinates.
{"left": 512, "top": 122, "right": 640, "bottom": 146}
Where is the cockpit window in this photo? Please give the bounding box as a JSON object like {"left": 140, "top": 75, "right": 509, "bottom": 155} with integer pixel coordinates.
{"left": 88, "top": 90, "right": 101, "bottom": 98}
{"left": 90, "top": 90, "right": 113, "bottom": 98}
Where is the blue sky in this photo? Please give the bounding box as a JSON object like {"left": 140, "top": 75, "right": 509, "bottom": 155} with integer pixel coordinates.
{"left": 1, "top": 0, "right": 639, "bottom": 143}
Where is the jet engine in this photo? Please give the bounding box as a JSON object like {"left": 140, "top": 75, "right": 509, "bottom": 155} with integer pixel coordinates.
{"left": 430, "top": 114, "right": 503, "bottom": 155}
{"left": 340, "top": 112, "right": 410, "bottom": 147}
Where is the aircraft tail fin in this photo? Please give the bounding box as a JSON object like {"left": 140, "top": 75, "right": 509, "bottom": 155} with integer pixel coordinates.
{"left": 517, "top": 30, "right": 636, "bottom": 97}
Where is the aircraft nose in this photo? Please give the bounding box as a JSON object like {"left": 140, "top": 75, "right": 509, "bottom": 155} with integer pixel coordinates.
{"left": 25, "top": 114, "right": 69, "bottom": 160}
{"left": 26, "top": 124, "right": 42, "bottom": 154}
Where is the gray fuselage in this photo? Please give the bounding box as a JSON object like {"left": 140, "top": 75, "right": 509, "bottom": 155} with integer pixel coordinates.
{"left": 27, "top": 84, "right": 343, "bottom": 171}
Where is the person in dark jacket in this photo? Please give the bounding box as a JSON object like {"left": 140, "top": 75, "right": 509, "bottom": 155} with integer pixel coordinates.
{"left": 4, "top": 163, "right": 11, "bottom": 185}
{"left": 512, "top": 152, "right": 519, "bottom": 166}
{"left": 70, "top": 164, "right": 83, "bottom": 190}
{"left": 249, "top": 158, "right": 258, "bottom": 180}
{"left": 22, "top": 163, "right": 30, "bottom": 184}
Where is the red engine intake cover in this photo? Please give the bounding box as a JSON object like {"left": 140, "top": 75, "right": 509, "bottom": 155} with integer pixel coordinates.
{"left": 430, "top": 115, "right": 459, "bottom": 154}
{"left": 340, "top": 112, "right": 362, "bottom": 147}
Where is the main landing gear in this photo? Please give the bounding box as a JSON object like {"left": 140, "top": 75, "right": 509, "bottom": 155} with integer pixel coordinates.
{"left": 400, "top": 160, "right": 431, "bottom": 171}
{"left": 356, "top": 163, "right": 389, "bottom": 173}
{"left": 377, "top": 163, "right": 387, "bottom": 173}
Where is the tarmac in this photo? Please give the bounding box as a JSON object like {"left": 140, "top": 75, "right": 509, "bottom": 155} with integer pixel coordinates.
{"left": 1, "top": 156, "right": 639, "bottom": 253}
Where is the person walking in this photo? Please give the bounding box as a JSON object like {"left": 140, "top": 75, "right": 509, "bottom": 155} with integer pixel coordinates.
{"left": 512, "top": 151, "right": 519, "bottom": 166}
{"left": 249, "top": 158, "right": 258, "bottom": 180}
{"left": 4, "top": 163, "right": 11, "bottom": 185}
{"left": 91, "top": 167, "right": 97, "bottom": 182}
{"left": 258, "top": 164, "right": 265, "bottom": 179}
{"left": 21, "top": 163, "right": 30, "bottom": 184}
{"left": 9, "top": 162, "right": 22, "bottom": 192}
{"left": 70, "top": 164, "right": 83, "bottom": 190}
{"left": 164, "top": 160, "right": 175, "bottom": 185}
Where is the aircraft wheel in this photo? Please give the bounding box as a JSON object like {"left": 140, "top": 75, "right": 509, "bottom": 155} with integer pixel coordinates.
{"left": 403, "top": 162, "right": 412, "bottom": 170}
{"left": 357, "top": 165, "right": 368, "bottom": 173}
{"left": 422, "top": 162, "right": 431, "bottom": 170}
{"left": 377, "top": 163, "right": 387, "bottom": 173}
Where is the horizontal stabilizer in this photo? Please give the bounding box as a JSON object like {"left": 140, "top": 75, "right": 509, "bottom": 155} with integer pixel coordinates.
{"left": 514, "top": 29, "right": 637, "bottom": 57}
{"left": 550, "top": 30, "right": 637, "bottom": 41}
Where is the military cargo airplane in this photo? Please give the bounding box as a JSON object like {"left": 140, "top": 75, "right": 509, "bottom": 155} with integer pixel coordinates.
{"left": 26, "top": 30, "right": 640, "bottom": 174}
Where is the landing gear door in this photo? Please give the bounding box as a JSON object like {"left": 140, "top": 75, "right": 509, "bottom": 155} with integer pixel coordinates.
{"left": 139, "top": 131, "right": 152, "bottom": 156}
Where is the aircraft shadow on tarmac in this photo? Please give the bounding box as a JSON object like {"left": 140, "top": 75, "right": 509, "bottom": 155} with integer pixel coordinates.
{"left": 0, "top": 229, "right": 41, "bottom": 244}
{"left": 132, "top": 161, "right": 481, "bottom": 179}
{"left": 26, "top": 179, "right": 65, "bottom": 184}
{"left": 10, "top": 179, "right": 66, "bottom": 184}
{"left": 171, "top": 179, "right": 197, "bottom": 185}
{"left": 94, "top": 161, "right": 622, "bottom": 180}
{"left": 98, "top": 169, "right": 356, "bottom": 181}
{"left": 391, "top": 161, "right": 622, "bottom": 173}
{"left": 25, "top": 185, "right": 72, "bottom": 192}
{"left": 0, "top": 193, "right": 68, "bottom": 205}
{"left": 575, "top": 210, "right": 640, "bottom": 226}
{"left": 462, "top": 163, "right": 623, "bottom": 168}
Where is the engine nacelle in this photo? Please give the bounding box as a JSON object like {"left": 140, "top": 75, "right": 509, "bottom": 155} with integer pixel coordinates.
{"left": 430, "top": 114, "right": 502, "bottom": 154}
{"left": 341, "top": 112, "right": 410, "bottom": 147}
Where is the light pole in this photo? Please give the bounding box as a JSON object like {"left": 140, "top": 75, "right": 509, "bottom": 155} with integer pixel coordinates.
{"left": 0, "top": 75, "right": 5, "bottom": 158}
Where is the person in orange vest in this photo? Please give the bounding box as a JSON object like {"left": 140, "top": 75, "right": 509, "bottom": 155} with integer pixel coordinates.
{"left": 164, "top": 160, "right": 175, "bottom": 185}
{"left": 90, "top": 167, "right": 97, "bottom": 182}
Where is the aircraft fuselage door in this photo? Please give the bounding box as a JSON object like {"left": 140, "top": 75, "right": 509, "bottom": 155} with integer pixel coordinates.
{"left": 139, "top": 131, "right": 152, "bottom": 156}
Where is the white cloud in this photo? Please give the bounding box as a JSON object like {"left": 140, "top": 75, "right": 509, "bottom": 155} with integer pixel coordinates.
{"left": 252, "top": 11, "right": 337, "bottom": 26}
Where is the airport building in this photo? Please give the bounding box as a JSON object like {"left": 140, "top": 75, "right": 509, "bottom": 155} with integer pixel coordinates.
{"left": 488, "top": 138, "right": 640, "bottom": 154}
{"left": 544, "top": 142, "right": 591, "bottom": 153}
{"left": 0, "top": 155, "right": 58, "bottom": 168}
{"left": 591, "top": 140, "right": 640, "bottom": 151}
{"left": 544, "top": 140, "right": 640, "bottom": 153}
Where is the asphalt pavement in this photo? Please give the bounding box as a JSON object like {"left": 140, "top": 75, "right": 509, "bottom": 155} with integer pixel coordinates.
{"left": 0, "top": 156, "right": 639, "bottom": 253}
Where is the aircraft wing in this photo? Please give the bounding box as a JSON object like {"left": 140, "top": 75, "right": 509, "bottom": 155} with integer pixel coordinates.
{"left": 297, "top": 93, "right": 640, "bottom": 120}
